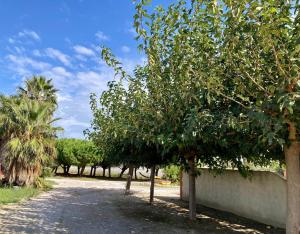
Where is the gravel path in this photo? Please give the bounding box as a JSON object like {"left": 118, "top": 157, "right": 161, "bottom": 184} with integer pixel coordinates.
{"left": 0, "top": 178, "right": 284, "bottom": 234}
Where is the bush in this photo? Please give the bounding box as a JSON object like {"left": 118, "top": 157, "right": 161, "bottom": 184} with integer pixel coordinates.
{"left": 163, "top": 165, "right": 180, "bottom": 182}
{"left": 34, "top": 177, "right": 54, "bottom": 189}
{"left": 41, "top": 167, "right": 53, "bottom": 178}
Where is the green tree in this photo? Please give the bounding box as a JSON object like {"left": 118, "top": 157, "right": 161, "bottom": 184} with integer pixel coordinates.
{"left": 134, "top": 0, "right": 299, "bottom": 231}
{"left": 0, "top": 98, "right": 59, "bottom": 186}
{"left": 88, "top": 61, "right": 169, "bottom": 200}
{"left": 89, "top": 1, "right": 298, "bottom": 229}
{"left": 73, "top": 140, "right": 101, "bottom": 176}
{"left": 0, "top": 76, "right": 60, "bottom": 186}
{"left": 133, "top": 0, "right": 263, "bottom": 219}
{"left": 56, "top": 138, "right": 102, "bottom": 176}
{"left": 88, "top": 79, "right": 142, "bottom": 193}
{"left": 215, "top": 2, "right": 300, "bottom": 232}
{"left": 18, "top": 76, "right": 57, "bottom": 112}
{"left": 56, "top": 138, "right": 78, "bottom": 175}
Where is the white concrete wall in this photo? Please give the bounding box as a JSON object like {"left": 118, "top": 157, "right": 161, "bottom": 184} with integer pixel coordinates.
{"left": 182, "top": 169, "right": 287, "bottom": 228}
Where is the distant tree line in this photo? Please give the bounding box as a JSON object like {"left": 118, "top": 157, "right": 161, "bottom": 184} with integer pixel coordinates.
{"left": 54, "top": 138, "right": 161, "bottom": 179}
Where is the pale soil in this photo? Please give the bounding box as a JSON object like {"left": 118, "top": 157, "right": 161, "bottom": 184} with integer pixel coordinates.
{"left": 0, "top": 178, "right": 284, "bottom": 234}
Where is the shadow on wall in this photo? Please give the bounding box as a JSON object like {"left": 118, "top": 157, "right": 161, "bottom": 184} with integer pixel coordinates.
{"left": 182, "top": 169, "right": 287, "bottom": 228}
{"left": 155, "top": 196, "right": 284, "bottom": 234}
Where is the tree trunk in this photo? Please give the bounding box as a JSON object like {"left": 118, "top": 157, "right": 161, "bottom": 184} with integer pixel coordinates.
{"left": 63, "top": 165, "right": 68, "bottom": 175}
{"left": 125, "top": 165, "right": 134, "bottom": 195}
{"left": 188, "top": 157, "right": 196, "bottom": 220}
{"left": 5, "top": 159, "right": 40, "bottom": 186}
{"left": 108, "top": 167, "right": 111, "bottom": 178}
{"left": 103, "top": 168, "right": 106, "bottom": 177}
{"left": 66, "top": 166, "right": 71, "bottom": 174}
{"left": 119, "top": 166, "right": 128, "bottom": 178}
{"left": 284, "top": 122, "right": 300, "bottom": 234}
{"left": 93, "top": 167, "right": 96, "bottom": 177}
{"left": 52, "top": 166, "right": 58, "bottom": 174}
{"left": 77, "top": 166, "right": 80, "bottom": 176}
{"left": 90, "top": 166, "right": 93, "bottom": 176}
{"left": 149, "top": 165, "right": 155, "bottom": 204}
{"left": 134, "top": 167, "right": 137, "bottom": 180}
{"left": 80, "top": 166, "right": 85, "bottom": 177}
{"left": 285, "top": 141, "right": 300, "bottom": 234}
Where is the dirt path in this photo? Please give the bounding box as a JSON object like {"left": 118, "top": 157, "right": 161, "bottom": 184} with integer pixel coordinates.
{"left": 0, "top": 178, "right": 283, "bottom": 234}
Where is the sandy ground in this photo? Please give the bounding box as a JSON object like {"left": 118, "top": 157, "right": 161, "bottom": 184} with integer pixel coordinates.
{"left": 0, "top": 178, "right": 284, "bottom": 234}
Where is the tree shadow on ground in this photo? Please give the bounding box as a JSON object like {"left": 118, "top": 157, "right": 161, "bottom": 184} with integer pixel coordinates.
{"left": 0, "top": 183, "right": 285, "bottom": 234}
{"left": 0, "top": 187, "right": 133, "bottom": 234}
{"left": 55, "top": 173, "right": 150, "bottom": 182}
{"left": 146, "top": 195, "right": 285, "bottom": 234}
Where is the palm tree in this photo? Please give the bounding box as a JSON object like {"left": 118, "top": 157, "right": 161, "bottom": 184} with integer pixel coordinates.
{"left": 0, "top": 76, "right": 61, "bottom": 186}
{"left": 18, "top": 76, "right": 58, "bottom": 111}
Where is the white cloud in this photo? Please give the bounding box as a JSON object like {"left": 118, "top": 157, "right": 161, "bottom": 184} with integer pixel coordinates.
{"left": 73, "top": 45, "right": 95, "bottom": 57}
{"left": 8, "top": 38, "right": 15, "bottom": 44}
{"left": 32, "top": 49, "right": 42, "bottom": 57}
{"left": 7, "top": 54, "right": 51, "bottom": 72}
{"left": 57, "top": 93, "right": 72, "bottom": 102}
{"left": 59, "top": 117, "right": 90, "bottom": 128}
{"left": 121, "top": 46, "right": 131, "bottom": 53}
{"left": 45, "top": 48, "right": 71, "bottom": 66}
{"left": 18, "top": 30, "right": 40, "bottom": 41}
{"left": 120, "top": 57, "right": 146, "bottom": 75}
{"left": 76, "top": 71, "right": 108, "bottom": 91}
{"left": 4, "top": 38, "right": 143, "bottom": 138}
{"left": 75, "top": 54, "right": 88, "bottom": 62}
{"left": 51, "top": 66, "right": 72, "bottom": 78}
{"left": 6, "top": 54, "right": 72, "bottom": 91}
{"left": 40, "top": 67, "right": 73, "bottom": 91}
{"left": 14, "top": 46, "right": 25, "bottom": 54}
{"left": 95, "top": 31, "right": 109, "bottom": 41}
{"left": 77, "top": 70, "right": 102, "bottom": 81}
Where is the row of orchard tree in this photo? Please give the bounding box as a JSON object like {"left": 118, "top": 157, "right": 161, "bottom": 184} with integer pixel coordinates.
{"left": 55, "top": 138, "right": 144, "bottom": 178}
{"left": 0, "top": 76, "right": 60, "bottom": 186}
{"left": 56, "top": 139, "right": 100, "bottom": 176}
{"left": 87, "top": 1, "right": 300, "bottom": 233}
{"left": 55, "top": 138, "right": 115, "bottom": 178}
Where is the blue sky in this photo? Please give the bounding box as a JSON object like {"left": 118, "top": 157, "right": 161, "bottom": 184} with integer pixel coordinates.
{"left": 0, "top": 0, "right": 171, "bottom": 139}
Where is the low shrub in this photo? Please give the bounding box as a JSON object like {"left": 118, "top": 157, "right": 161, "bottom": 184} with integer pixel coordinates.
{"left": 163, "top": 165, "right": 181, "bottom": 182}
{"left": 41, "top": 167, "right": 54, "bottom": 178}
